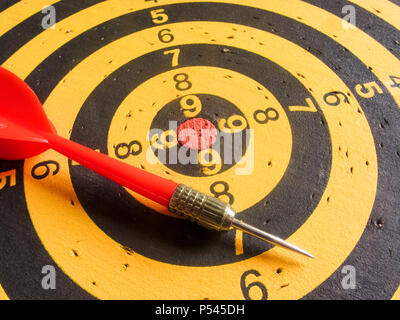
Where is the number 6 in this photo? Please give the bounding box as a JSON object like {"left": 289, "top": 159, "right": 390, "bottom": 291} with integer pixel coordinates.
{"left": 240, "top": 270, "right": 268, "bottom": 300}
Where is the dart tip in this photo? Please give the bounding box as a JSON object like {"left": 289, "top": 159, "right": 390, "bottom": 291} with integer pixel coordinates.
{"left": 280, "top": 243, "right": 315, "bottom": 259}
{"left": 300, "top": 251, "right": 315, "bottom": 259}
{"left": 232, "top": 219, "right": 315, "bottom": 259}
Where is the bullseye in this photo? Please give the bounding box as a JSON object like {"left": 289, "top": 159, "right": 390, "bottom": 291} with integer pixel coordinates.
{"left": 177, "top": 117, "right": 218, "bottom": 150}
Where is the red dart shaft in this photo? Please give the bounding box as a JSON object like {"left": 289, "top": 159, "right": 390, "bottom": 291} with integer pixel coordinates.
{"left": 45, "top": 133, "right": 178, "bottom": 207}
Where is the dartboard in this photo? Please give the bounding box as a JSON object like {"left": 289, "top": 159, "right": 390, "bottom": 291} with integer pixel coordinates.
{"left": 0, "top": 0, "right": 399, "bottom": 300}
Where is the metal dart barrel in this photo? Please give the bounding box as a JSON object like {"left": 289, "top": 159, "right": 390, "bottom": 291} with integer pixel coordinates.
{"left": 168, "top": 184, "right": 314, "bottom": 258}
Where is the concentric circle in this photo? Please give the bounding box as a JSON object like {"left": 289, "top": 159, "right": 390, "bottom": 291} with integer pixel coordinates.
{"left": 0, "top": 0, "right": 398, "bottom": 300}
{"left": 149, "top": 93, "right": 249, "bottom": 176}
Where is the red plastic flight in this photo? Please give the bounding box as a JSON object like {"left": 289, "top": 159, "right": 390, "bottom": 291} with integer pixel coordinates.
{"left": 0, "top": 66, "right": 178, "bottom": 207}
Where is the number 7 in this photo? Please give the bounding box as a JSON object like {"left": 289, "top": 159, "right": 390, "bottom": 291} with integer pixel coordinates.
{"left": 289, "top": 97, "right": 318, "bottom": 112}
{"left": 164, "top": 48, "right": 180, "bottom": 67}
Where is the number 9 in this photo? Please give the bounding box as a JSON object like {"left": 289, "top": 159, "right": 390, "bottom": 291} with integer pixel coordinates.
{"left": 198, "top": 149, "right": 222, "bottom": 176}
{"left": 180, "top": 95, "right": 202, "bottom": 118}
{"left": 218, "top": 115, "right": 247, "bottom": 133}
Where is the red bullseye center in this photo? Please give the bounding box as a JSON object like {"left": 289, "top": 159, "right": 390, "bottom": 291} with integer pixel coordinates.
{"left": 177, "top": 118, "right": 218, "bottom": 150}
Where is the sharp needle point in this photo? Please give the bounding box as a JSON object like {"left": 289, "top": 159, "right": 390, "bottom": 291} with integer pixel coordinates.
{"left": 232, "top": 219, "right": 315, "bottom": 259}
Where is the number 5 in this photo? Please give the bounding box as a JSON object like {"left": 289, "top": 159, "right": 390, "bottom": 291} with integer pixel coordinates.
{"left": 355, "top": 81, "right": 383, "bottom": 98}
{"left": 151, "top": 9, "right": 168, "bottom": 24}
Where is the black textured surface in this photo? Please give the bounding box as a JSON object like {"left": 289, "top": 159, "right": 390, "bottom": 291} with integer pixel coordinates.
{"left": 0, "top": 0, "right": 399, "bottom": 299}
{"left": 69, "top": 43, "right": 330, "bottom": 266}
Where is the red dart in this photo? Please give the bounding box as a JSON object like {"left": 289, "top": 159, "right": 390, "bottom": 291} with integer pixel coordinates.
{"left": 0, "top": 67, "right": 177, "bottom": 207}
{"left": 0, "top": 66, "right": 314, "bottom": 258}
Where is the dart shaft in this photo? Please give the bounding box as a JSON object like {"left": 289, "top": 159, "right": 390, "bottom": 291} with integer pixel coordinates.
{"left": 169, "top": 184, "right": 236, "bottom": 231}
{"left": 45, "top": 133, "right": 178, "bottom": 207}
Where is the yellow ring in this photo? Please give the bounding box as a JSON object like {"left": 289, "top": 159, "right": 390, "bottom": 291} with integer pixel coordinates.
{"left": 0, "top": 284, "right": 8, "bottom": 300}
{"left": 107, "top": 66, "right": 291, "bottom": 213}
{"left": 21, "top": 21, "right": 377, "bottom": 299}
{"left": 392, "top": 286, "right": 400, "bottom": 300}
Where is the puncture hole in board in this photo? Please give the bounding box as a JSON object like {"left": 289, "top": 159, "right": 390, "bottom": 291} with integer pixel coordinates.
{"left": 71, "top": 249, "right": 79, "bottom": 257}
{"left": 264, "top": 219, "right": 271, "bottom": 225}
{"left": 121, "top": 246, "right": 135, "bottom": 256}
{"left": 375, "top": 218, "right": 384, "bottom": 229}
{"left": 296, "top": 73, "right": 306, "bottom": 79}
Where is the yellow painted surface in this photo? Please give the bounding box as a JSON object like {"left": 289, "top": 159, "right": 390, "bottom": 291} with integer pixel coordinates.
{"left": 0, "top": 0, "right": 395, "bottom": 299}
{"left": 0, "top": 0, "right": 61, "bottom": 38}
{"left": 21, "top": 21, "right": 377, "bottom": 299}
{"left": 392, "top": 287, "right": 400, "bottom": 300}
{"left": 3, "top": 0, "right": 400, "bottom": 115}
{"left": 2, "top": 0, "right": 163, "bottom": 74}
{"left": 350, "top": 0, "right": 400, "bottom": 31}
{"left": 108, "top": 66, "right": 291, "bottom": 213}
{"left": 0, "top": 284, "right": 9, "bottom": 300}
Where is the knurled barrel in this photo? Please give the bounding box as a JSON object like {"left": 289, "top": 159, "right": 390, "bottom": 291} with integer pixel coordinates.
{"left": 168, "top": 184, "right": 236, "bottom": 231}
